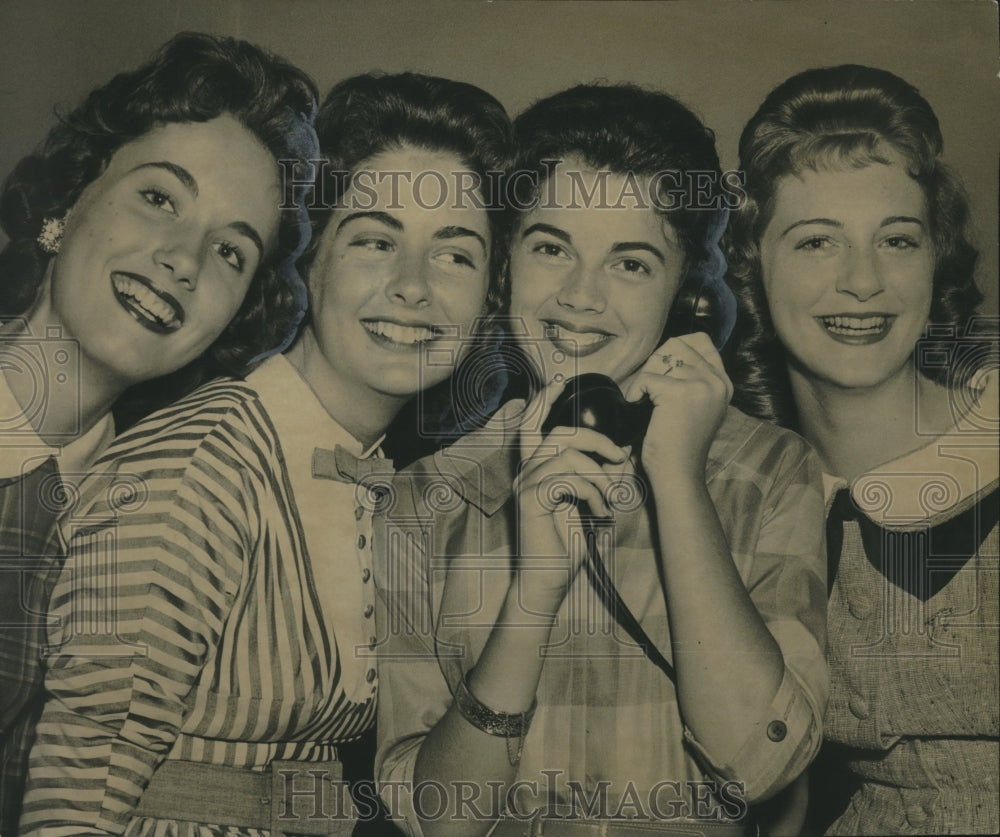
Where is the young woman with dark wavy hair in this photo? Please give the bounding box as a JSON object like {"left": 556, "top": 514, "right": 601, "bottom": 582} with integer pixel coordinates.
{"left": 19, "top": 70, "right": 512, "bottom": 837}
{"left": 375, "top": 84, "right": 829, "bottom": 837}
{"left": 0, "top": 31, "right": 317, "bottom": 834}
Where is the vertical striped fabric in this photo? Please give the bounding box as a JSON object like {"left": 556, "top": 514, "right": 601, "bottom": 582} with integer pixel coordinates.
{"left": 20, "top": 378, "right": 376, "bottom": 836}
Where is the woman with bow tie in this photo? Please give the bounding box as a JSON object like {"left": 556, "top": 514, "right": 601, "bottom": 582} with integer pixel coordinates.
{"left": 20, "top": 71, "right": 512, "bottom": 837}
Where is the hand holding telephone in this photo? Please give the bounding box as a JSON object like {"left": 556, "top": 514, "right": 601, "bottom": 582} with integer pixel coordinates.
{"left": 540, "top": 373, "right": 653, "bottom": 448}
{"left": 536, "top": 373, "right": 675, "bottom": 681}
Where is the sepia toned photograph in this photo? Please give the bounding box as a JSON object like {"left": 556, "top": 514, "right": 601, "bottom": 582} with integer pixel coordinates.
{"left": 1, "top": 1, "right": 997, "bottom": 835}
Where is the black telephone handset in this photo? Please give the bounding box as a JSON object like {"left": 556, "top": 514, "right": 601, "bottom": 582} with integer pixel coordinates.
{"left": 537, "top": 373, "right": 675, "bottom": 682}
{"left": 540, "top": 373, "right": 654, "bottom": 447}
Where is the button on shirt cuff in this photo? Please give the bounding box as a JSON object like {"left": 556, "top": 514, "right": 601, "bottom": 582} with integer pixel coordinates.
{"left": 681, "top": 665, "right": 822, "bottom": 803}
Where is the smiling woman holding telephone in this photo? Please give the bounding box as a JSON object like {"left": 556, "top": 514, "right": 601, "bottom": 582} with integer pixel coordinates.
{"left": 375, "top": 84, "right": 830, "bottom": 837}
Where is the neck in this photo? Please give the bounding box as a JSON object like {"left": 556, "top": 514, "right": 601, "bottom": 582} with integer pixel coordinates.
{"left": 284, "top": 330, "right": 407, "bottom": 449}
{"left": 790, "top": 358, "right": 954, "bottom": 482}
{"left": 1, "top": 294, "right": 124, "bottom": 444}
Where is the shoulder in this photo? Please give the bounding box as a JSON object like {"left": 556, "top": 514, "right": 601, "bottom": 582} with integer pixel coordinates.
{"left": 710, "top": 406, "right": 816, "bottom": 477}
{"left": 78, "top": 378, "right": 281, "bottom": 514}
{"left": 387, "top": 401, "right": 524, "bottom": 521}
{"left": 105, "top": 378, "right": 274, "bottom": 463}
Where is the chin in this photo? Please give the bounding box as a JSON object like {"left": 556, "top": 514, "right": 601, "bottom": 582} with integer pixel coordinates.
{"left": 812, "top": 363, "right": 910, "bottom": 392}
{"left": 372, "top": 371, "right": 441, "bottom": 401}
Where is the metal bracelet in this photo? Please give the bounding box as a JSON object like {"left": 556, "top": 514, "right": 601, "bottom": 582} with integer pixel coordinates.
{"left": 454, "top": 671, "right": 536, "bottom": 739}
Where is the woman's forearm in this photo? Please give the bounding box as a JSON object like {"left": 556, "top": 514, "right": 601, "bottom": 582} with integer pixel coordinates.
{"left": 413, "top": 580, "right": 560, "bottom": 837}
{"left": 651, "top": 477, "right": 784, "bottom": 756}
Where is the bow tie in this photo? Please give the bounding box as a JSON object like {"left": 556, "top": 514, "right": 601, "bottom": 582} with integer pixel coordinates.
{"left": 311, "top": 445, "right": 393, "bottom": 485}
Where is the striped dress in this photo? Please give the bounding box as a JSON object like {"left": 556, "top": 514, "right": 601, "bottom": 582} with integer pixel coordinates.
{"left": 20, "top": 358, "right": 379, "bottom": 836}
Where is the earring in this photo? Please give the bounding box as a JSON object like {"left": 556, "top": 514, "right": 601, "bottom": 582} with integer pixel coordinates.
{"left": 37, "top": 217, "right": 65, "bottom": 255}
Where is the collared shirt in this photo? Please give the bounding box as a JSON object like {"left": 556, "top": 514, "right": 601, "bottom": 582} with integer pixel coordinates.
{"left": 251, "top": 355, "right": 383, "bottom": 702}
{"left": 821, "top": 369, "right": 999, "bottom": 514}
{"left": 21, "top": 355, "right": 384, "bottom": 836}
{"left": 0, "top": 368, "right": 115, "bottom": 834}
{"left": 374, "top": 401, "right": 829, "bottom": 834}
{"left": 0, "top": 368, "right": 115, "bottom": 483}
{"left": 823, "top": 370, "right": 999, "bottom": 836}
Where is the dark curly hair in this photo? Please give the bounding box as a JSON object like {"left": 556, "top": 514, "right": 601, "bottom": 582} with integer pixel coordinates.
{"left": 510, "top": 83, "right": 731, "bottom": 347}
{"left": 0, "top": 32, "right": 318, "bottom": 425}
{"left": 386, "top": 84, "right": 735, "bottom": 467}
{"left": 726, "top": 64, "right": 982, "bottom": 428}
{"left": 307, "top": 71, "right": 514, "bottom": 320}
{"left": 309, "top": 72, "right": 516, "bottom": 467}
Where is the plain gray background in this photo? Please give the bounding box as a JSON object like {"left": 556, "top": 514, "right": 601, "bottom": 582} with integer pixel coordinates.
{"left": 1, "top": 0, "right": 997, "bottom": 313}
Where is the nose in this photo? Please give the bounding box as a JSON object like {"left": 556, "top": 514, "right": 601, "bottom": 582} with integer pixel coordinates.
{"left": 153, "top": 230, "right": 201, "bottom": 290}
{"left": 385, "top": 252, "right": 431, "bottom": 307}
{"left": 836, "top": 245, "right": 885, "bottom": 302}
{"left": 556, "top": 262, "right": 606, "bottom": 314}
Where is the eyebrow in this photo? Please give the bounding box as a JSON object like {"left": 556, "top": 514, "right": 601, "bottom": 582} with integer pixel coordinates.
{"left": 433, "top": 225, "right": 487, "bottom": 252}
{"left": 522, "top": 223, "right": 665, "bottom": 262}
{"left": 881, "top": 215, "right": 926, "bottom": 228}
{"left": 337, "top": 211, "right": 404, "bottom": 233}
{"left": 609, "top": 241, "right": 666, "bottom": 263}
{"left": 781, "top": 215, "right": 926, "bottom": 237}
{"left": 229, "top": 221, "right": 265, "bottom": 258}
{"left": 521, "top": 223, "right": 571, "bottom": 244}
{"left": 129, "top": 161, "right": 198, "bottom": 197}
{"left": 780, "top": 218, "right": 841, "bottom": 237}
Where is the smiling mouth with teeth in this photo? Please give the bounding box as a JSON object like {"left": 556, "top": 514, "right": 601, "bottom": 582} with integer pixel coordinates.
{"left": 543, "top": 323, "right": 612, "bottom": 356}
{"left": 363, "top": 320, "right": 440, "bottom": 347}
{"left": 111, "top": 273, "right": 184, "bottom": 334}
{"left": 820, "top": 315, "right": 890, "bottom": 336}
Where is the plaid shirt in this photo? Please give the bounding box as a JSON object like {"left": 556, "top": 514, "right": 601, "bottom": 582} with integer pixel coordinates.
{"left": 0, "top": 458, "right": 64, "bottom": 834}
{"left": 374, "top": 402, "right": 829, "bottom": 835}
{"left": 0, "top": 372, "right": 114, "bottom": 836}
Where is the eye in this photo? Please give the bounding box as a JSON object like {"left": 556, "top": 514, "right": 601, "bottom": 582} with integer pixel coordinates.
{"left": 531, "top": 241, "right": 569, "bottom": 259}
{"left": 795, "top": 236, "right": 834, "bottom": 252}
{"left": 433, "top": 250, "right": 478, "bottom": 270}
{"left": 350, "top": 236, "right": 394, "bottom": 254}
{"left": 614, "top": 257, "right": 650, "bottom": 275}
{"left": 213, "top": 241, "right": 245, "bottom": 272}
{"left": 140, "top": 188, "right": 176, "bottom": 215}
{"left": 881, "top": 234, "right": 920, "bottom": 250}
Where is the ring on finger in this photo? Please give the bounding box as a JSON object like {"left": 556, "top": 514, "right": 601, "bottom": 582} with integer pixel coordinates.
{"left": 660, "top": 354, "right": 684, "bottom": 374}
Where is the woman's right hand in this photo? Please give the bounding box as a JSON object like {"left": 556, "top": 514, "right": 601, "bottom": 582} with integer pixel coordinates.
{"left": 512, "top": 380, "right": 629, "bottom": 609}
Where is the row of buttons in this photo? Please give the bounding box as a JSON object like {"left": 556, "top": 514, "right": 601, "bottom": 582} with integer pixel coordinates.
{"left": 357, "top": 504, "right": 376, "bottom": 692}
